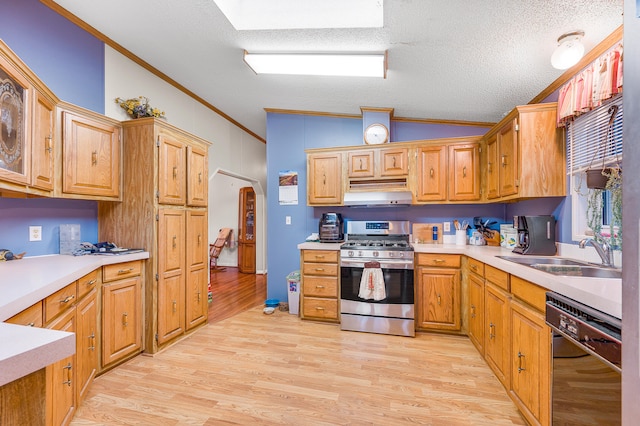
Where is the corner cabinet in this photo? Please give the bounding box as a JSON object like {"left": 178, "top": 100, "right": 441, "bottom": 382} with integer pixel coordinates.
{"left": 307, "top": 151, "right": 343, "bottom": 205}
{"left": 58, "top": 102, "right": 122, "bottom": 200}
{"left": 483, "top": 103, "right": 565, "bottom": 202}
{"left": 98, "top": 118, "right": 210, "bottom": 354}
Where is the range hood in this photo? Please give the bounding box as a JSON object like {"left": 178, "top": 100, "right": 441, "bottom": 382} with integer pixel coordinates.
{"left": 343, "top": 191, "right": 413, "bottom": 207}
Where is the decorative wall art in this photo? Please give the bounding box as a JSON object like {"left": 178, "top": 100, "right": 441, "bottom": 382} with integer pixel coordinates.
{"left": 0, "top": 66, "right": 26, "bottom": 176}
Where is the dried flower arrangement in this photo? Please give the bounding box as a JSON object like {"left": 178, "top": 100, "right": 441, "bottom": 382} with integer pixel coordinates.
{"left": 115, "top": 96, "right": 165, "bottom": 119}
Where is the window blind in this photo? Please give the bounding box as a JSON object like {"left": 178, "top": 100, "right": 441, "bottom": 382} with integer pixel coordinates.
{"left": 567, "top": 95, "right": 623, "bottom": 175}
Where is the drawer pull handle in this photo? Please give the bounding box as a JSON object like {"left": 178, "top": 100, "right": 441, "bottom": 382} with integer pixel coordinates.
{"left": 173, "top": 300, "right": 177, "bottom": 313}
{"left": 429, "top": 167, "right": 434, "bottom": 177}
{"left": 359, "top": 158, "right": 363, "bottom": 170}
{"left": 63, "top": 362, "right": 72, "bottom": 386}
{"left": 122, "top": 312, "right": 128, "bottom": 326}
{"left": 118, "top": 268, "right": 134, "bottom": 275}
{"left": 437, "top": 294, "right": 441, "bottom": 305}
{"left": 489, "top": 322, "right": 495, "bottom": 340}
{"left": 314, "top": 268, "right": 325, "bottom": 272}
{"left": 517, "top": 351, "right": 526, "bottom": 373}
{"left": 501, "top": 154, "right": 508, "bottom": 167}
{"left": 487, "top": 161, "right": 492, "bottom": 174}
{"left": 315, "top": 306, "right": 325, "bottom": 311}
{"left": 27, "top": 322, "right": 35, "bottom": 327}
{"left": 315, "top": 285, "right": 325, "bottom": 289}
{"left": 91, "top": 150, "right": 97, "bottom": 165}
{"left": 86, "top": 279, "right": 97, "bottom": 286}
{"left": 173, "top": 166, "right": 178, "bottom": 179}
{"left": 392, "top": 156, "right": 397, "bottom": 168}
{"left": 432, "top": 259, "right": 445, "bottom": 264}
{"left": 315, "top": 255, "right": 325, "bottom": 259}
{"left": 470, "top": 264, "right": 477, "bottom": 271}
{"left": 198, "top": 234, "right": 202, "bottom": 245}
{"left": 45, "top": 135, "right": 53, "bottom": 153}
{"left": 89, "top": 332, "right": 96, "bottom": 350}
{"left": 198, "top": 172, "right": 202, "bottom": 183}
{"left": 463, "top": 166, "right": 467, "bottom": 178}
{"left": 197, "top": 290, "right": 202, "bottom": 303}
{"left": 61, "top": 294, "right": 75, "bottom": 304}
{"left": 470, "top": 304, "right": 476, "bottom": 318}
{"left": 172, "top": 235, "right": 177, "bottom": 248}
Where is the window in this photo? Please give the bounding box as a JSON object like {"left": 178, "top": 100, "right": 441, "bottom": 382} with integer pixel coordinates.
{"left": 568, "top": 95, "right": 623, "bottom": 244}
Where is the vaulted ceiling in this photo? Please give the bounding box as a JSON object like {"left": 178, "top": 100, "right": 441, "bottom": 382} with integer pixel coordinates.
{"left": 48, "top": 0, "right": 623, "bottom": 141}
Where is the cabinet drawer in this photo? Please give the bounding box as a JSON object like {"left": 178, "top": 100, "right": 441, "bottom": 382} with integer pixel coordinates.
{"left": 417, "top": 253, "right": 461, "bottom": 268}
{"left": 302, "top": 297, "right": 338, "bottom": 320}
{"left": 303, "top": 276, "right": 338, "bottom": 298}
{"left": 511, "top": 275, "right": 547, "bottom": 312}
{"left": 6, "top": 301, "right": 43, "bottom": 327}
{"left": 485, "top": 265, "right": 509, "bottom": 291}
{"left": 302, "top": 262, "right": 338, "bottom": 277}
{"left": 103, "top": 260, "right": 143, "bottom": 282}
{"left": 44, "top": 281, "right": 77, "bottom": 324}
{"left": 77, "top": 269, "right": 99, "bottom": 300}
{"left": 302, "top": 250, "right": 339, "bottom": 263}
{"left": 467, "top": 258, "right": 484, "bottom": 277}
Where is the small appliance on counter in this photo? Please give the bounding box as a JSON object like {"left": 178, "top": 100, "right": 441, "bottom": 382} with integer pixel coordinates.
{"left": 512, "top": 215, "right": 556, "bottom": 255}
{"left": 319, "top": 212, "right": 344, "bottom": 242}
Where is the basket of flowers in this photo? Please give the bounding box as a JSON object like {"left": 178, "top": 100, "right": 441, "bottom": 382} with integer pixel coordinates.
{"left": 115, "top": 96, "right": 165, "bottom": 119}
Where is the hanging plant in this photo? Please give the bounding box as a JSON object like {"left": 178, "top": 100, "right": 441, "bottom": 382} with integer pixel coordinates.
{"left": 585, "top": 105, "right": 620, "bottom": 190}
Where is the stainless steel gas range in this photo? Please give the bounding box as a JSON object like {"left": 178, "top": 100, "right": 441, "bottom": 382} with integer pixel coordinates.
{"left": 339, "top": 220, "right": 415, "bottom": 337}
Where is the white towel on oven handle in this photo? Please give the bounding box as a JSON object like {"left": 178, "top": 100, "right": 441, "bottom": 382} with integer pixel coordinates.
{"left": 358, "top": 267, "right": 386, "bottom": 301}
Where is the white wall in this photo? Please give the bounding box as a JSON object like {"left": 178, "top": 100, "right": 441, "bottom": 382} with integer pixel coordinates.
{"left": 102, "top": 46, "right": 267, "bottom": 273}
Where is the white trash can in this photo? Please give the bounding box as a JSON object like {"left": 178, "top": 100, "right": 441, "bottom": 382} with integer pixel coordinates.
{"left": 287, "top": 271, "right": 300, "bottom": 315}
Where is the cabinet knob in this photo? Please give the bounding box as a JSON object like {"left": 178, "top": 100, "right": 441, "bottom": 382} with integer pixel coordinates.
{"left": 429, "top": 167, "right": 434, "bottom": 177}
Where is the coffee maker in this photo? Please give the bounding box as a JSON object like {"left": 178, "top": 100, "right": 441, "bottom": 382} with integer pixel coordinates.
{"left": 512, "top": 215, "right": 556, "bottom": 255}
{"left": 319, "top": 213, "right": 344, "bottom": 242}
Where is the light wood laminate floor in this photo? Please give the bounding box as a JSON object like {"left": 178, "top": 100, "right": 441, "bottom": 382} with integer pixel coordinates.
{"left": 71, "top": 269, "right": 525, "bottom": 425}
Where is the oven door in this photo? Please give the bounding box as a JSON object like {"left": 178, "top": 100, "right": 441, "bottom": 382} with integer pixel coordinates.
{"left": 340, "top": 258, "right": 414, "bottom": 320}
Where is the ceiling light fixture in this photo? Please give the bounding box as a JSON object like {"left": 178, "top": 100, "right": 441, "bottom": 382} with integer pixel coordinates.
{"left": 551, "top": 30, "right": 585, "bottom": 70}
{"left": 243, "top": 51, "right": 387, "bottom": 78}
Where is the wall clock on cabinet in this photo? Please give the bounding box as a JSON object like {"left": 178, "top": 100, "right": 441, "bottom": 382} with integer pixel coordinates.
{"left": 364, "top": 123, "right": 389, "bottom": 145}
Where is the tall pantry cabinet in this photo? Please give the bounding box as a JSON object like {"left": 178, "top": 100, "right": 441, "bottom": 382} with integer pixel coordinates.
{"left": 98, "top": 118, "right": 211, "bottom": 354}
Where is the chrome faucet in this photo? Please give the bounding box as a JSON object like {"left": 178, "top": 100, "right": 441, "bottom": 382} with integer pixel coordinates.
{"left": 579, "top": 233, "right": 614, "bottom": 267}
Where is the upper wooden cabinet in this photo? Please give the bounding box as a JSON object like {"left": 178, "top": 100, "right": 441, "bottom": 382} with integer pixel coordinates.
{"left": 59, "top": 102, "right": 122, "bottom": 200}
{"left": 347, "top": 147, "right": 409, "bottom": 179}
{"left": 31, "top": 90, "right": 56, "bottom": 192}
{"left": 414, "top": 139, "right": 481, "bottom": 203}
{"left": 483, "top": 103, "right": 565, "bottom": 201}
{"left": 187, "top": 145, "right": 207, "bottom": 207}
{"left": 307, "top": 151, "right": 342, "bottom": 205}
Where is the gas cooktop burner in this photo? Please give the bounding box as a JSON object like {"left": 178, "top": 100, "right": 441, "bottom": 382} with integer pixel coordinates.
{"left": 341, "top": 239, "right": 411, "bottom": 250}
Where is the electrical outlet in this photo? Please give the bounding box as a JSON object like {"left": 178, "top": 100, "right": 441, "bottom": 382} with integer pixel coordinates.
{"left": 443, "top": 222, "right": 451, "bottom": 232}
{"left": 29, "top": 226, "right": 42, "bottom": 241}
{"left": 285, "top": 216, "right": 292, "bottom": 225}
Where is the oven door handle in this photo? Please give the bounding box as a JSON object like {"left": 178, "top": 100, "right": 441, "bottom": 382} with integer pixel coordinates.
{"left": 340, "top": 259, "right": 414, "bottom": 270}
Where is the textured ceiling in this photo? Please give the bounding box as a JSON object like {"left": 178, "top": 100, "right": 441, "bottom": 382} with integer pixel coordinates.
{"left": 50, "top": 0, "right": 623, "bottom": 140}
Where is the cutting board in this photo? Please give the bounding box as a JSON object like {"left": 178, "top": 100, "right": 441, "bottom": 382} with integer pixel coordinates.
{"left": 412, "top": 223, "right": 443, "bottom": 244}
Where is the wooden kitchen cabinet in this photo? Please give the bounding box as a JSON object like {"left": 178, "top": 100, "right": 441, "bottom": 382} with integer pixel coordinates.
{"left": 483, "top": 103, "right": 565, "bottom": 201}
{"left": 186, "top": 210, "right": 209, "bottom": 330}
{"left": 59, "top": 102, "right": 122, "bottom": 200}
{"left": 448, "top": 143, "right": 480, "bottom": 201}
{"left": 238, "top": 186, "right": 256, "bottom": 273}
{"left": 98, "top": 118, "right": 211, "bottom": 354}
{"left": 300, "top": 250, "right": 339, "bottom": 322}
{"left": 6, "top": 301, "right": 43, "bottom": 327}
{"left": 415, "top": 145, "right": 447, "bottom": 201}
{"left": 348, "top": 150, "right": 374, "bottom": 178}
{"left": 466, "top": 258, "right": 485, "bottom": 354}
{"left": 46, "top": 306, "right": 76, "bottom": 426}
{"left": 101, "top": 261, "right": 143, "bottom": 368}
{"left": 484, "top": 281, "right": 510, "bottom": 388}
{"left": 380, "top": 147, "right": 409, "bottom": 176}
{"left": 31, "top": 90, "right": 56, "bottom": 192}
{"left": 307, "top": 151, "right": 343, "bottom": 205}
{"left": 416, "top": 254, "right": 461, "bottom": 332}
{"left": 75, "top": 287, "right": 98, "bottom": 404}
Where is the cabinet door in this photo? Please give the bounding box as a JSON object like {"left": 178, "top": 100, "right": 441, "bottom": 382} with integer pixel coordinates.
{"left": 379, "top": 147, "right": 408, "bottom": 177}
{"left": 158, "top": 209, "right": 186, "bottom": 344}
{"left": 102, "top": 276, "right": 142, "bottom": 367}
{"left": 46, "top": 307, "right": 76, "bottom": 426}
{"left": 417, "top": 267, "right": 460, "bottom": 331}
{"left": 76, "top": 288, "right": 98, "bottom": 404}
{"left": 31, "top": 90, "right": 55, "bottom": 191}
{"left": 308, "top": 152, "right": 342, "bottom": 205}
{"left": 498, "top": 120, "right": 519, "bottom": 197}
{"left": 62, "top": 111, "right": 121, "bottom": 198}
{"left": 347, "top": 150, "right": 374, "bottom": 178}
{"left": 187, "top": 210, "right": 208, "bottom": 270}
{"left": 416, "top": 145, "right": 447, "bottom": 201}
{"left": 485, "top": 135, "right": 499, "bottom": 199}
{"left": 186, "top": 266, "right": 208, "bottom": 330}
{"left": 468, "top": 273, "right": 484, "bottom": 354}
{"left": 158, "top": 135, "right": 186, "bottom": 205}
{"left": 448, "top": 143, "right": 480, "bottom": 201}
{"left": 485, "top": 282, "right": 510, "bottom": 388}
{"left": 510, "top": 300, "right": 551, "bottom": 426}
{"left": 187, "top": 145, "right": 207, "bottom": 206}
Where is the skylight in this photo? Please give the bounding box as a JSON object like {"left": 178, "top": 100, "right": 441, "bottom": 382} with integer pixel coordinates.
{"left": 213, "top": 0, "right": 384, "bottom": 30}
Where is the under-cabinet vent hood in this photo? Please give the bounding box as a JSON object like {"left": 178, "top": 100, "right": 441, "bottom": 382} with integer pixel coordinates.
{"left": 343, "top": 191, "right": 413, "bottom": 207}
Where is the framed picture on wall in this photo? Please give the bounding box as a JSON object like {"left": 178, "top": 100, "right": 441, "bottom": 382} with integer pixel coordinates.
{"left": 0, "top": 49, "right": 30, "bottom": 185}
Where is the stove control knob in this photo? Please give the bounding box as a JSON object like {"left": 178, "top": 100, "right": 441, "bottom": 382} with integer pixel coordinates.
{"left": 358, "top": 251, "right": 363, "bottom": 257}
{"left": 373, "top": 251, "right": 379, "bottom": 257}
{"left": 348, "top": 250, "right": 354, "bottom": 257}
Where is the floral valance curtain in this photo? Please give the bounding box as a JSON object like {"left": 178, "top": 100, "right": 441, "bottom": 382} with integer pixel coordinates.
{"left": 557, "top": 42, "right": 623, "bottom": 127}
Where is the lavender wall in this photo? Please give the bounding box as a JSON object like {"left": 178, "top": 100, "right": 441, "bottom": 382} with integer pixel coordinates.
{"left": 0, "top": 198, "right": 98, "bottom": 257}
{"left": 0, "top": 0, "right": 104, "bottom": 257}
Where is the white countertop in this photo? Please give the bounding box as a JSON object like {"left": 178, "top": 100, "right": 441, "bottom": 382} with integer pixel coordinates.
{"left": 0, "top": 252, "right": 149, "bottom": 386}
{"left": 298, "top": 241, "right": 621, "bottom": 319}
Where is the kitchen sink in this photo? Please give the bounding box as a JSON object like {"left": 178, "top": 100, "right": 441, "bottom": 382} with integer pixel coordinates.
{"left": 497, "top": 256, "right": 622, "bottom": 279}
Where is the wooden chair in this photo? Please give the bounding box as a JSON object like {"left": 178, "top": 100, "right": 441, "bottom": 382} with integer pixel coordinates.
{"left": 210, "top": 228, "right": 233, "bottom": 271}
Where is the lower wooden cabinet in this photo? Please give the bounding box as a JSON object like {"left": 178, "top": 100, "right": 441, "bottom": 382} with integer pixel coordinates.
{"left": 416, "top": 254, "right": 461, "bottom": 332}
{"left": 75, "top": 288, "right": 98, "bottom": 404}
{"left": 102, "top": 267, "right": 142, "bottom": 368}
{"left": 467, "top": 272, "right": 485, "bottom": 354}
{"left": 484, "top": 282, "right": 510, "bottom": 387}
{"left": 186, "top": 267, "right": 208, "bottom": 330}
{"left": 46, "top": 307, "right": 76, "bottom": 426}
{"left": 300, "top": 250, "right": 339, "bottom": 322}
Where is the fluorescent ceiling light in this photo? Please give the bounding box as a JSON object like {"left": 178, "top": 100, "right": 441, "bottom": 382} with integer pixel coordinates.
{"left": 243, "top": 51, "right": 387, "bottom": 78}
{"left": 213, "top": 0, "right": 383, "bottom": 30}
